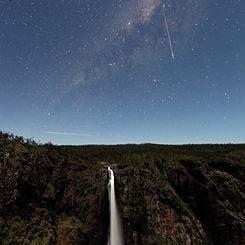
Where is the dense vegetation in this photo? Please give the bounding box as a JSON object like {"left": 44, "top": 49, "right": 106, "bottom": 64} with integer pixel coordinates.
{"left": 0, "top": 131, "right": 244, "bottom": 244}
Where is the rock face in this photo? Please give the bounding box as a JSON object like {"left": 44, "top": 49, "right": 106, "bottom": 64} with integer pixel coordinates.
{"left": 115, "top": 159, "right": 245, "bottom": 244}
{"left": 0, "top": 133, "right": 244, "bottom": 244}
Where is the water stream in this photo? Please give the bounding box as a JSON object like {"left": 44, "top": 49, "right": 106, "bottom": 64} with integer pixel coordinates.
{"left": 108, "top": 167, "right": 123, "bottom": 245}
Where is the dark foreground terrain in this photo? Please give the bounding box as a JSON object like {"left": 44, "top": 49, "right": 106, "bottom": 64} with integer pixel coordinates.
{"left": 0, "top": 132, "right": 244, "bottom": 244}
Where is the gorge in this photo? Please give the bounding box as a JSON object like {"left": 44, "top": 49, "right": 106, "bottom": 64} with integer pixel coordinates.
{"left": 0, "top": 133, "right": 244, "bottom": 244}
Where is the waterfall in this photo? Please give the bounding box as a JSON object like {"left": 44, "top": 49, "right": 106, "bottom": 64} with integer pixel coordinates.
{"left": 108, "top": 167, "right": 123, "bottom": 245}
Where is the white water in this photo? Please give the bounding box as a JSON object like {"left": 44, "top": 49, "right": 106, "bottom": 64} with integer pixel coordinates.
{"left": 108, "top": 167, "right": 123, "bottom": 245}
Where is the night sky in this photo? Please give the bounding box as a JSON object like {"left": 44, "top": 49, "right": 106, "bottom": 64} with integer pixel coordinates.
{"left": 0, "top": 0, "right": 244, "bottom": 144}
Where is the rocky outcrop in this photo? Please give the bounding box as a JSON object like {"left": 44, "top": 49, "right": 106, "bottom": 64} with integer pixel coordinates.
{"left": 114, "top": 159, "right": 245, "bottom": 244}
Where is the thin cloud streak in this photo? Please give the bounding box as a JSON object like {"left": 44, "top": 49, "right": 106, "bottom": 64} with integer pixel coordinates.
{"left": 44, "top": 131, "right": 92, "bottom": 137}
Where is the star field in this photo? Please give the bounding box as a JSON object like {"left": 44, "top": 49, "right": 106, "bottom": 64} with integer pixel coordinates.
{"left": 0, "top": 0, "right": 244, "bottom": 144}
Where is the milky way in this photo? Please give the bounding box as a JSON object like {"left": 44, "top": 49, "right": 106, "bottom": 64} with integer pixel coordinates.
{"left": 62, "top": 0, "right": 207, "bottom": 94}
{"left": 0, "top": 0, "right": 244, "bottom": 144}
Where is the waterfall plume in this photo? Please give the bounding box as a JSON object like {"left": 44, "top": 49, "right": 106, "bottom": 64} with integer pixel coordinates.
{"left": 108, "top": 167, "right": 123, "bottom": 245}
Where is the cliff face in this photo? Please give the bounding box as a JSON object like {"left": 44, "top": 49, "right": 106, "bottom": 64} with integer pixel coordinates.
{"left": 0, "top": 134, "right": 244, "bottom": 244}
{"left": 115, "top": 159, "right": 245, "bottom": 244}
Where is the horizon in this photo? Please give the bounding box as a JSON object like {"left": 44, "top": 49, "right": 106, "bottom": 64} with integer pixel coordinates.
{"left": 1, "top": 130, "right": 245, "bottom": 146}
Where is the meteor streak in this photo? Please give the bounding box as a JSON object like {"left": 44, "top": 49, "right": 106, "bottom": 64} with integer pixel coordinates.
{"left": 44, "top": 131, "right": 92, "bottom": 137}
{"left": 162, "top": 4, "right": 175, "bottom": 60}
